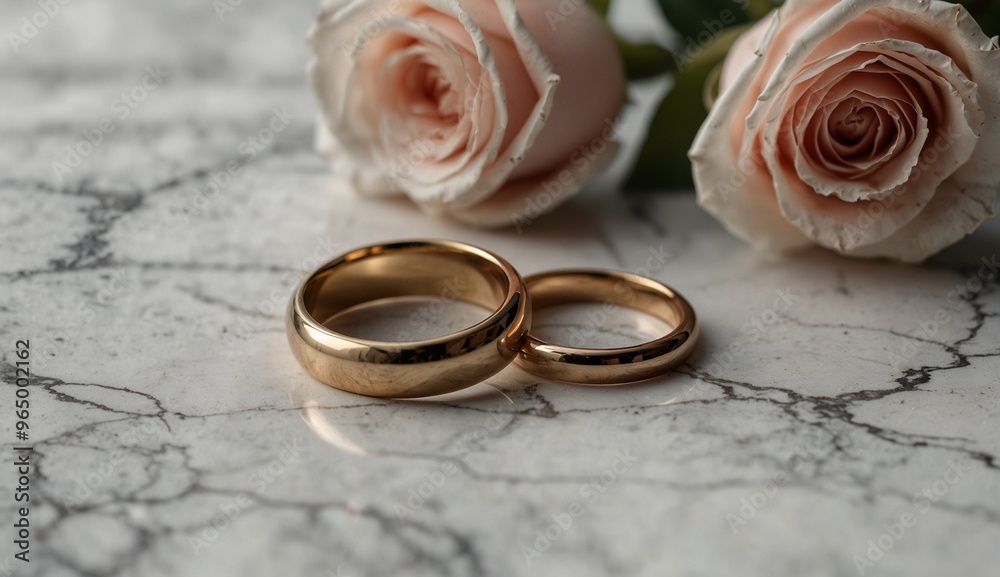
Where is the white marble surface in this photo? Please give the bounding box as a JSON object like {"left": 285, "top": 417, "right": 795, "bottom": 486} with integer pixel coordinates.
{"left": 2, "top": 1, "right": 999, "bottom": 576}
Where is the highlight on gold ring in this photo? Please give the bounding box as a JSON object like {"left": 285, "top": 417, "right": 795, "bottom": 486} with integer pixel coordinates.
{"left": 286, "top": 240, "right": 530, "bottom": 398}
{"left": 515, "top": 269, "right": 698, "bottom": 385}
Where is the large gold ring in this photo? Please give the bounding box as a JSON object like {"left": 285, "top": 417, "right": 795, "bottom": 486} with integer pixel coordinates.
{"left": 516, "top": 269, "right": 698, "bottom": 384}
{"left": 287, "top": 240, "right": 530, "bottom": 398}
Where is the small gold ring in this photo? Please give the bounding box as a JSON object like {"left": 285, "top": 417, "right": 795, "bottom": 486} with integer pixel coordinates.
{"left": 515, "top": 269, "right": 698, "bottom": 384}
{"left": 287, "top": 240, "right": 530, "bottom": 398}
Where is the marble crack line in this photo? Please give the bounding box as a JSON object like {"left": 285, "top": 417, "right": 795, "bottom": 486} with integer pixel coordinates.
{"left": 434, "top": 393, "right": 728, "bottom": 417}
{"left": 176, "top": 284, "right": 271, "bottom": 318}
{"left": 53, "top": 182, "right": 144, "bottom": 272}
{"left": 954, "top": 287, "right": 993, "bottom": 346}
{"left": 414, "top": 384, "right": 560, "bottom": 419}
{"left": 775, "top": 310, "right": 960, "bottom": 352}
{"left": 0, "top": 177, "right": 160, "bottom": 201}
{"left": 175, "top": 401, "right": 391, "bottom": 420}
{"left": 685, "top": 367, "right": 962, "bottom": 448}
{"left": 681, "top": 369, "right": 998, "bottom": 472}
{"left": 20, "top": 399, "right": 390, "bottom": 448}
{"left": 360, "top": 447, "right": 759, "bottom": 492}
{"left": 0, "top": 178, "right": 146, "bottom": 274}
{"left": 140, "top": 132, "right": 316, "bottom": 197}
{"left": 45, "top": 486, "right": 486, "bottom": 577}
{"left": 8, "top": 411, "right": 176, "bottom": 452}
{"left": 779, "top": 273, "right": 996, "bottom": 354}
{"left": 1, "top": 158, "right": 302, "bottom": 278}
{"left": 33, "top": 441, "right": 194, "bottom": 515}
{"left": 1, "top": 362, "right": 172, "bottom": 430}
{"left": 522, "top": 384, "right": 558, "bottom": 418}
{"left": 627, "top": 199, "right": 668, "bottom": 237}
{"left": 879, "top": 486, "right": 1000, "bottom": 526}
{"left": 0, "top": 258, "right": 299, "bottom": 280}
{"left": 22, "top": 446, "right": 199, "bottom": 577}
{"left": 595, "top": 227, "right": 627, "bottom": 267}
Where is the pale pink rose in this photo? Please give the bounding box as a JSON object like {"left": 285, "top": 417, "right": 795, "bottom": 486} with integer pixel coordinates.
{"left": 690, "top": 0, "right": 1000, "bottom": 262}
{"left": 309, "top": 0, "right": 624, "bottom": 227}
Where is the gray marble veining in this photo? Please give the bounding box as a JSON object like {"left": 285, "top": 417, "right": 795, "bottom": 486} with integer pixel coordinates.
{"left": 1, "top": 1, "right": 998, "bottom": 576}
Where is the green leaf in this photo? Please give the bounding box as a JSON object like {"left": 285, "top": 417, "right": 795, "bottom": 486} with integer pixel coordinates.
{"left": 586, "top": 0, "right": 612, "bottom": 17}
{"left": 744, "top": 0, "right": 781, "bottom": 21}
{"left": 653, "top": 0, "right": 749, "bottom": 42}
{"left": 625, "top": 26, "right": 748, "bottom": 191}
{"left": 616, "top": 36, "right": 675, "bottom": 81}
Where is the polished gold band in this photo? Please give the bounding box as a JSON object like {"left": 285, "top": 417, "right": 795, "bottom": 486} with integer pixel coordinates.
{"left": 286, "top": 240, "right": 530, "bottom": 398}
{"left": 515, "top": 269, "right": 698, "bottom": 384}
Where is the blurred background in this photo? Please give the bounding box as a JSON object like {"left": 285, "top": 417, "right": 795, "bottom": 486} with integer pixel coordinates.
{"left": 0, "top": 0, "right": 676, "bottom": 198}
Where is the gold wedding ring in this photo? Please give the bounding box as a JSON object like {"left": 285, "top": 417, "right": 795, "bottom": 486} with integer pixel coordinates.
{"left": 515, "top": 270, "right": 698, "bottom": 384}
{"left": 287, "top": 240, "right": 530, "bottom": 398}
{"left": 288, "top": 241, "right": 700, "bottom": 396}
